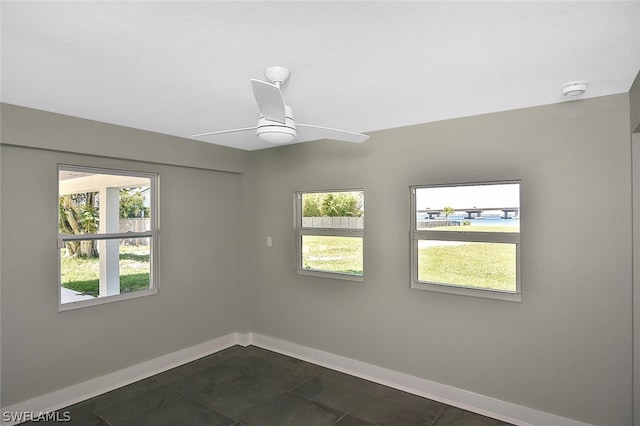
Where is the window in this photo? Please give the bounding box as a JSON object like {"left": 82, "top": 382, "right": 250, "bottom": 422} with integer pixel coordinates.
{"left": 58, "top": 165, "right": 158, "bottom": 310}
{"left": 295, "top": 190, "right": 364, "bottom": 281}
{"left": 410, "top": 181, "right": 521, "bottom": 301}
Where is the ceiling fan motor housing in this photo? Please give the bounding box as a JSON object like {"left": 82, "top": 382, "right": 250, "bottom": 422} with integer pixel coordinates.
{"left": 256, "top": 105, "right": 297, "bottom": 144}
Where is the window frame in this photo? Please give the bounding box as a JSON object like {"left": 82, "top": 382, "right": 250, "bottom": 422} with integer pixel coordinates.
{"left": 410, "top": 181, "right": 522, "bottom": 302}
{"left": 295, "top": 189, "right": 364, "bottom": 282}
{"left": 57, "top": 164, "right": 159, "bottom": 311}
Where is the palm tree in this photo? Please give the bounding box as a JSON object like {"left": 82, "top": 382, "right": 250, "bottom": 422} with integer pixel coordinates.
{"left": 442, "top": 206, "right": 455, "bottom": 220}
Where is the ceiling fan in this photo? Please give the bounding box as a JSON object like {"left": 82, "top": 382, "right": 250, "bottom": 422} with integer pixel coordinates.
{"left": 190, "top": 67, "right": 369, "bottom": 146}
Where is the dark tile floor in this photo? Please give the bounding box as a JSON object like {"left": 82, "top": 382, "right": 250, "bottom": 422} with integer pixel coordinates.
{"left": 21, "top": 345, "right": 513, "bottom": 425}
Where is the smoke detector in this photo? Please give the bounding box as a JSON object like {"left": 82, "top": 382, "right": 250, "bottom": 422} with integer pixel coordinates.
{"left": 562, "top": 81, "right": 588, "bottom": 97}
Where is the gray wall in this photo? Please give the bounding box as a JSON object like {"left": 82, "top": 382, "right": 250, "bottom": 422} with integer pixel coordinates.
{"left": 0, "top": 104, "right": 246, "bottom": 174}
{"left": 1, "top": 93, "right": 635, "bottom": 426}
{"left": 630, "top": 70, "right": 640, "bottom": 426}
{"left": 244, "top": 94, "right": 633, "bottom": 426}
{"left": 633, "top": 131, "right": 639, "bottom": 426}
{"left": 631, "top": 70, "right": 640, "bottom": 132}
{"left": 0, "top": 105, "right": 248, "bottom": 406}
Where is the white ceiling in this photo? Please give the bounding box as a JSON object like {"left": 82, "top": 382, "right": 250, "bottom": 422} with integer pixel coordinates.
{"left": 2, "top": 1, "right": 639, "bottom": 151}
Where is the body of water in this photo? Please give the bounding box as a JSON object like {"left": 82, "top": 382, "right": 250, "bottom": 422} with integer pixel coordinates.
{"left": 419, "top": 214, "right": 519, "bottom": 228}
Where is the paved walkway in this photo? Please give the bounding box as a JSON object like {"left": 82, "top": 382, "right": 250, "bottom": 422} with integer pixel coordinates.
{"left": 61, "top": 287, "right": 96, "bottom": 303}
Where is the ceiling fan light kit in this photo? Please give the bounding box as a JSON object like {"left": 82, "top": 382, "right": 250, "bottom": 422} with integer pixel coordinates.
{"left": 256, "top": 129, "right": 296, "bottom": 144}
{"left": 256, "top": 104, "right": 297, "bottom": 144}
{"left": 190, "top": 66, "right": 369, "bottom": 147}
{"left": 257, "top": 123, "right": 297, "bottom": 144}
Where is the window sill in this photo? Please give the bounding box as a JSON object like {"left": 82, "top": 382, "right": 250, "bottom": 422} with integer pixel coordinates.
{"left": 298, "top": 269, "right": 364, "bottom": 282}
{"left": 58, "top": 287, "right": 158, "bottom": 312}
{"left": 411, "top": 281, "right": 522, "bottom": 302}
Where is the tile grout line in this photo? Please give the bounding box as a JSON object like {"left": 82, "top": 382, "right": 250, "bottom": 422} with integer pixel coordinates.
{"left": 430, "top": 405, "right": 446, "bottom": 425}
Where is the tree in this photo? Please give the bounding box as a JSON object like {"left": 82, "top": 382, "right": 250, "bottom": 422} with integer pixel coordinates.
{"left": 119, "top": 188, "right": 149, "bottom": 218}
{"left": 303, "top": 192, "right": 363, "bottom": 217}
{"left": 59, "top": 192, "right": 99, "bottom": 258}
{"left": 442, "top": 206, "right": 455, "bottom": 219}
{"left": 303, "top": 193, "right": 323, "bottom": 217}
{"left": 60, "top": 187, "right": 150, "bottom": 257}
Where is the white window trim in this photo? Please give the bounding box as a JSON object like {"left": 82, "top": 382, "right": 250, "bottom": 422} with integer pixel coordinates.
{"left": 57, "top": 165, "right": 159, "bottom": 311}
{"left": 295, "top": 190, "right": 364, "bottom": 282}
{"left": 410, "top": 182, "right": 522, "bottom": 302}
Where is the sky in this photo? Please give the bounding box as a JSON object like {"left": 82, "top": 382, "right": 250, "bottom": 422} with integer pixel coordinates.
{"left": 415, "top": 182, "right": 520, "bottom": 211}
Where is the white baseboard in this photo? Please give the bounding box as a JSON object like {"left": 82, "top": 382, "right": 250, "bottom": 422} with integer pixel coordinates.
{"left": 246, "top": 333, "right": 593, "bottom": 426}
{"left": 0, "top": 332, "right": 241, "bottom": 426}
{"left": 1, "top": 332, "right": 592, "bottom": 426}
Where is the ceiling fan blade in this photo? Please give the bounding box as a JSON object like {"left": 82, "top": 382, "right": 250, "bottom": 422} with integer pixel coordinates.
{"left": 190, "top": 127, "right": 256, "bottom": 138}
{"left": 251, "top": 79, "right": 286, "bottom": 123}
{"left": 296, "top": 124, "right": 369, "bottom": 143}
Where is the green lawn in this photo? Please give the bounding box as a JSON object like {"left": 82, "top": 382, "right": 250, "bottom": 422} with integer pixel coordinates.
{"left": 63, "top": 229, "right": 515, "bottom": 294}
{"left": 417, "top": 241, "right": 516, "bottom": 291}
{"left": 418, "top": 224, "right": 517, "bottom": 291}
{"left": 60, "top": 245, "right": 150, "bottom": 297}
{"left": 302, "top": 235, "right": 363, "bottom": 275}
{"left": 302, "top": 226, "right": 516, "bottom": 291}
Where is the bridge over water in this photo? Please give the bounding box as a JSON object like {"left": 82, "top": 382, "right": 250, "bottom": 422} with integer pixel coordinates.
{"left": 418, "top": 207, "right": 519, "bottom": 220}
